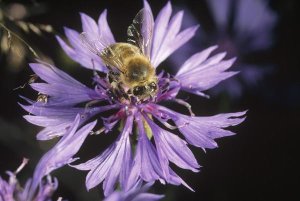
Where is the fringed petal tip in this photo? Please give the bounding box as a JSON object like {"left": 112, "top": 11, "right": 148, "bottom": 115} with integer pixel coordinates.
{"left": 176, "top": 52, "right": 239, "bottom": 96}
{"left": 227, "top": 109, "right": 248, "bottom": 125}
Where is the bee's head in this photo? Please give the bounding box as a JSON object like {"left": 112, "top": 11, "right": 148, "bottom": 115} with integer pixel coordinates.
{"left": 132, "top": 79, "right": 158, "bottom": 100}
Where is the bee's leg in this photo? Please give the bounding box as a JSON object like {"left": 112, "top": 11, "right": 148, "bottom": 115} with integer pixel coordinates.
{"left": 106, "top": 65, "right": 120, "bottom": 79}
{"left": 109, "top": 81, "right": 119, "bottom": 95}
{"left": 90, "top": 127, "right": 105, "bottom": 135}
{"left": 84, "top": 99, "right": 101, "bottom": 114}
{"left": 117, "top": 82, "right": 126, "bottom": 95}
{"left": 125, "top": 92, "right": 133, "bottom": 104}
{"left": 105, "top": 64, "right": 113, "bottom": 72}
{"left": 174, "top": 98, "right": 195, "bottom": 117}
{"left": 85, "top": 100, "right": 100, "bottom": 108}
{"left": 107, "top": 72, "right": 115, "bottom": 83}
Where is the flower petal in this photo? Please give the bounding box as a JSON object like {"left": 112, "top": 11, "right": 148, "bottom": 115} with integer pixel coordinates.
{"left": 29, "top": 115, "right": 96, "bottom": 197}
{"left": 150, "top": 1, "right": 199, "bottom": 67}
{"left": 98, "top": 9, "right": 115, "bottom": 45}
{"left": 176, "top": 47, "right": 238, "bottom": 97}
{"left": 80, "top": 12, "right": 98, "bottom": 37}
{"left": 151, "top": 1, "right": 172, "bottom": 64}
{"left": 125, "top": 112, "right": 165, "bottom": 190}
{"left": 145, "top": 115, "right": 200, "bottom": 172}
{"left": 29, "top": 62, "right": 98, "bottom": 106}
{"left": 73, "top": 116, "right": 133, "bottom": 196}
{"left": 21, "top": 99, "right": 117, "bottom": 140}
{"left": 104, "top": 182, "right": 164, "bottom": 201}
{"left": 56, "top": 34, "right": 105, "bottom": 72}
{"left": 156, "top": 25, "right": 199, "bottom": 68}
{"left": 57, "top": 10, "right": 118, "bottom": 72}
{"left": 176, "top": 45, "right": 218, "bottom": 75}
{"left": 154, "top": 105, "right": 247, "bottom": 149}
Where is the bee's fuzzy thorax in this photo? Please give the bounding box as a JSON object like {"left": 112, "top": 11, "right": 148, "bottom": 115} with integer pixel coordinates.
{"left": 123, "top": 55, "right": 153, "bottom": 84}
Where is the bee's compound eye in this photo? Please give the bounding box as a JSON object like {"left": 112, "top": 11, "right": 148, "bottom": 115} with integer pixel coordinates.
{"left": 148, "top": 82, "right": 157, "bottom": 92}
{"left": 133, "top": 86, "right": 145, "bottom": 96}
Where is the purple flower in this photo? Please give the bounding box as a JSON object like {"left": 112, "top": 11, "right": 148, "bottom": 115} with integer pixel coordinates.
{"left": 171, "top": 0, "right": 277, "bottom": 98}
{"left": 104, "top": 181, "right": 163, "bottom": 201}
{"left": 208, "top": 0, "right": 276, "bottom": 51}
{"left": 21, "top": 0, "right": 246, "bottom": 197}
{"left": 0, "top": 158, "right": 58, "bottom": 201}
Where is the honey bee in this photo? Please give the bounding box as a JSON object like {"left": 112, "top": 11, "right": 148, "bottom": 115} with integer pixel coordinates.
{"left": 80, "top": 9, "right": 157, "bottom": 101}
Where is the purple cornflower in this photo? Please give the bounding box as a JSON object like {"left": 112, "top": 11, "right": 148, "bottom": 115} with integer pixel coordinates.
{"left": 0, "top": 158, "right": 58, "bottom": 201}
{"left": 21, "top": 0, "right": 246, "bottom": 197}
{"left": 171, "top": 0, "right": 277, "bottom": 97}
{"left": 104, "top": 181, "right": 163, "bottom": 201}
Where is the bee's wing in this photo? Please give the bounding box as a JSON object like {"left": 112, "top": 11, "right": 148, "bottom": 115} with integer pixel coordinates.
{"left": 80, "top": 32, "right": 124, "bottom": 73}
{"left": 127, "top": 9, "right": 154, "bottom": 60}
{"left": 80, "top": 32, "right": 105, "bottom": 56}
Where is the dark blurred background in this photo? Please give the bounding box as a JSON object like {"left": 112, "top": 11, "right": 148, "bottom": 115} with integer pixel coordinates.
{"left": 0, "top": 0, "right": 299, "bottom": 200}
